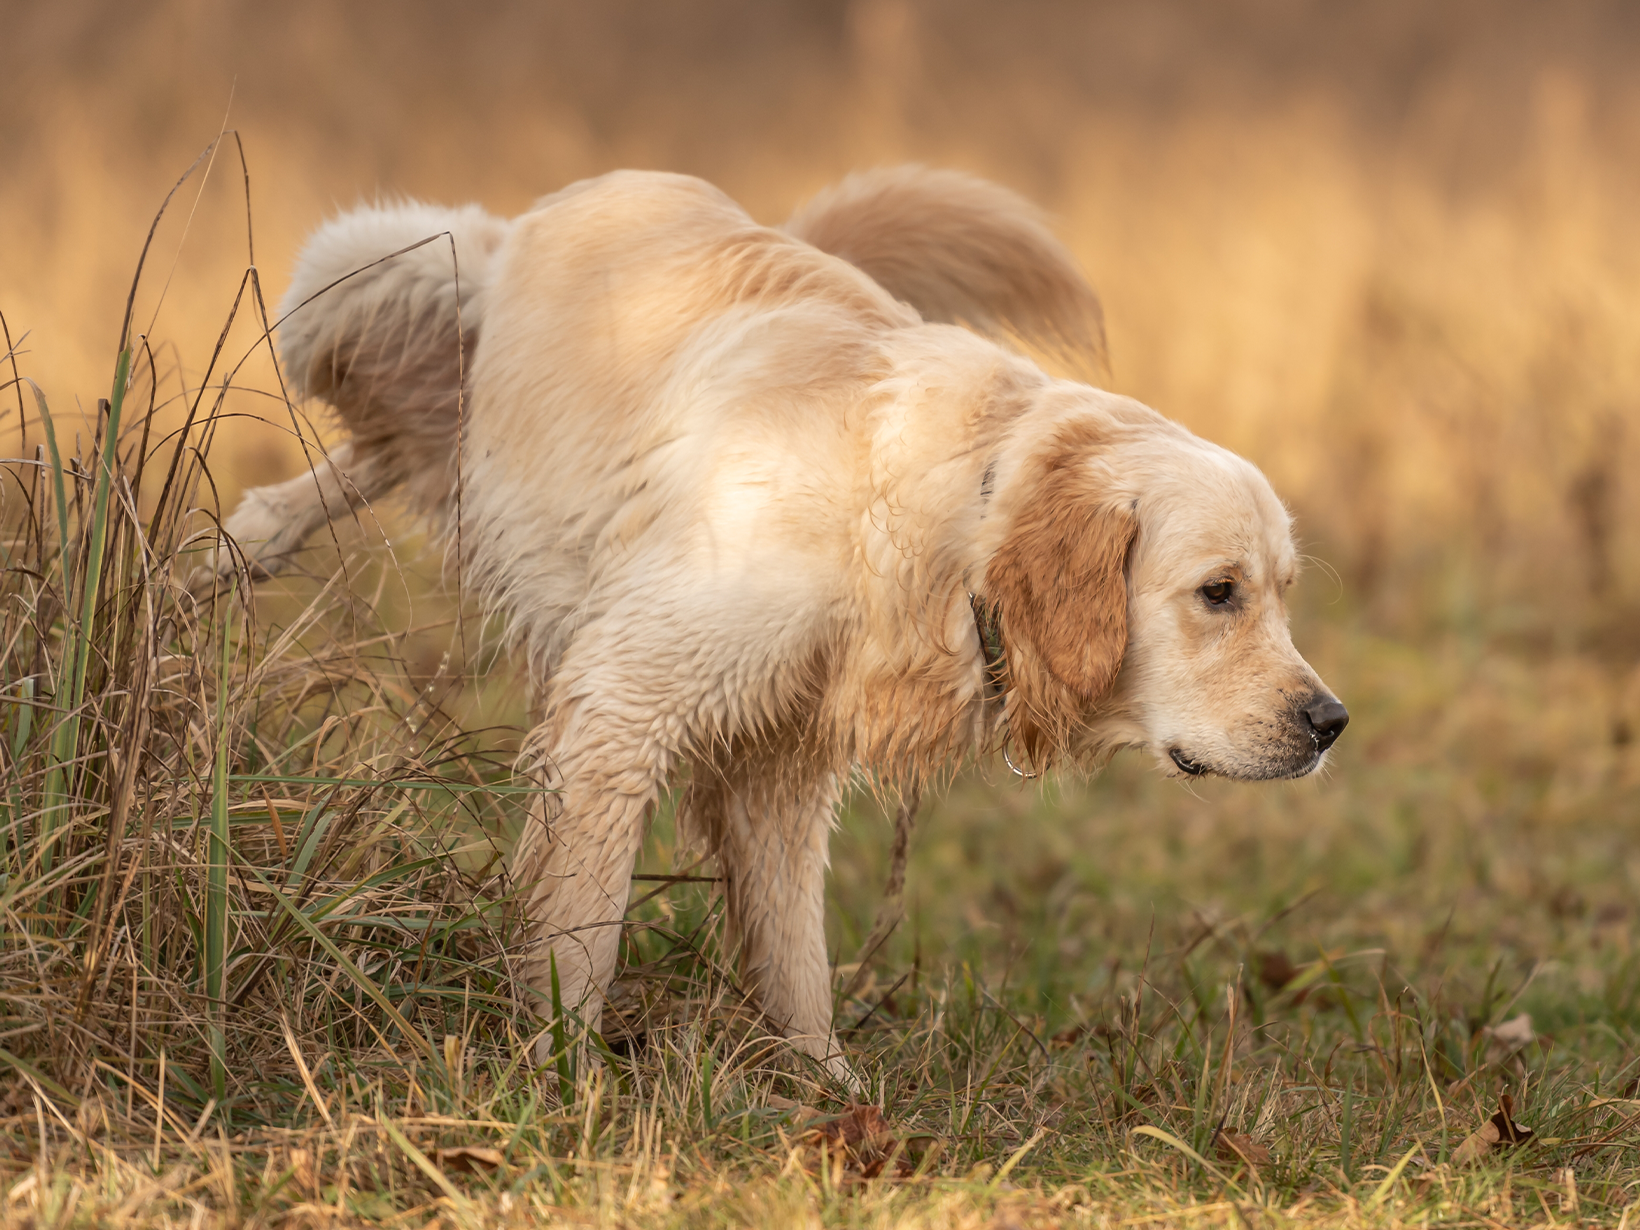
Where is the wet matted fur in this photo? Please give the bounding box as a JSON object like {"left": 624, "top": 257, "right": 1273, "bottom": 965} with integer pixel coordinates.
{"left": 217, "top": 166, "right": 1347, "bottom": 1078}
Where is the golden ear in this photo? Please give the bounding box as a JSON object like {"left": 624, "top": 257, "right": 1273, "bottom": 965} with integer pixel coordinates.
{"left": 982, "top": 458, "right": 1136, "bottom": 765}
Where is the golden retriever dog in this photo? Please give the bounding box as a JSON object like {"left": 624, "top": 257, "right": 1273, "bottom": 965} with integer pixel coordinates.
{"left": 217, "top": 166, "right": 1348, "bottom": 1078}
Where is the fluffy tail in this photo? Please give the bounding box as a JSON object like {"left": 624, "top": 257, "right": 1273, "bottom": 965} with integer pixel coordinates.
{"left": 276, "top": 200, "right": 512, "bottom": 515}
{"left": 206, "top": 202, "right": 509, "bottom": 581}
{"left": 783, "top": 165, "right": 1105, "bottom": 368}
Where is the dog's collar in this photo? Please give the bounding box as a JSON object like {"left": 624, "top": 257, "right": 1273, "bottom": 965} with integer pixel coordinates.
{"left": 968, "top": 592, "right": 1040, "bottom": 778}
{"left": 969, "top": 592, "right": 1008, "bottom": 700}
{"left": 972, "top": 467, "right": 1038, "bottom": 779}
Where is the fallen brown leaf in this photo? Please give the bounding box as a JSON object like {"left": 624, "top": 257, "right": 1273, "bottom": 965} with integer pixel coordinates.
{"left": 1453, "top": 1093, "right": 1534, "bottom": 1165}
{"left": 806, "top": 1103, "right": 893, "bottom": 1150}
{"left": 799, "top": 1103, "right": 922, "bottom": 1179}
{"left": 434, "top": 1146, "right": 503, "bottom": 1174}
{"left": 1051, "top": 1024, "right": 1086, "bottom": 1047}
{"left": 1256, "top": 950, "right": 1298, "bottom": 991}
{"left": 1215, "top": 1130, "right": 1273, "bottom": 1168}
{"left": 1451, "top": 1119, "right": 1501, "bottom": 1165}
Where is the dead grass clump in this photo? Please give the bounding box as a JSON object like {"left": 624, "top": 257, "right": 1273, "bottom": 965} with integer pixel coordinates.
{"left": 0, "top": 145, "right": 524, "bottom": 1129}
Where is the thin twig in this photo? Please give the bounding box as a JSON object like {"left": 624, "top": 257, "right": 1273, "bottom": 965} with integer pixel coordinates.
{"left": 840, "top": 786, "right": 921, "bottom": 1002}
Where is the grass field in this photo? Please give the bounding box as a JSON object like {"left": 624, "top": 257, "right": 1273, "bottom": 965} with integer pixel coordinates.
{"left": 5, "top": 4, "right": 1640, "bottom": 1223}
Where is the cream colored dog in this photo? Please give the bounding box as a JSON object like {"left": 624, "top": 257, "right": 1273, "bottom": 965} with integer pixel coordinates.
{"left": 220, "top": 167, "right": 1347, "bottom": 1077}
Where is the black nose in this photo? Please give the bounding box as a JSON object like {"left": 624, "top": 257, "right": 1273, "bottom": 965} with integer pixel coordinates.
{"left": 1301, "top": 695, "right": 1349, "bottom": 752}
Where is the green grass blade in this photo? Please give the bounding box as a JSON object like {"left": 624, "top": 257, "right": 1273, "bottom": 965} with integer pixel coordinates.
{"left": 1368, "top": 1141, "right": 1425, "bottom": 1207}
{"left": 550, "top": 951, "right": 573, "bottom": 1104}
{"left": 27, "top": 384, "right": 72, "bottom": 591}
{"left": 68, "top": 350, "right": 131, "bottom": 715}
{"left": 30, "top": 352, "right": 130, "bottom": 886}
{"left": 31, "top": 385, "right": 74, "bottom": 878}
{"left": 0, "top": 1047, "right": 81, "bottom": 1108}
{"left": 207, "top": 597, "right": 233, "bottom": 1100}
{"left": 1, "top": 677, "right": 33, "bottom": 877}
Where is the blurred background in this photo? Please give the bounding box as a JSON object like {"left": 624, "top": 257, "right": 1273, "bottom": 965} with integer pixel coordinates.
{"left": 8, "top": 0, "right": 1640, "bottom": 639}
{"left": 5, "top": 0, "right": 1639, "bottom": 1010}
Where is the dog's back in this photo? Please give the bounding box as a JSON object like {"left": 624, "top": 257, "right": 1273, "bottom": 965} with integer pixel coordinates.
{"left": 457, "top": 170, "right": 919, "bottom": 670}
{"left": 216, "top": 166, "right": 1100, "bottom": 580}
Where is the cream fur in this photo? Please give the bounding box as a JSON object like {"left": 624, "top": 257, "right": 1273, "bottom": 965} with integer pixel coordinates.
{"left": 221, "top": 166, "right": 1344, "bottom": 1080}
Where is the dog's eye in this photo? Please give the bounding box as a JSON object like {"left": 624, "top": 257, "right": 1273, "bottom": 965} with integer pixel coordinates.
{"left": 1200, "top": 579, "right": 1234, "bottom": 606}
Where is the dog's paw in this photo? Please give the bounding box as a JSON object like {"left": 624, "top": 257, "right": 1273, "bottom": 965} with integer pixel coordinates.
{"left": 186, "top": 490, "right": 297, "bottom": 590}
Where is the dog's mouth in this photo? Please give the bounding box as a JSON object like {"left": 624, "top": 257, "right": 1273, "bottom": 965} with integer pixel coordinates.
{"left": 1281, "top": 747, "right": 1327, "bottom": 780}
{"left": 1169, "top": 747, "right": 1209, "bottom": 777}
{"left": 1166, "top": 731, "right": 1331, "bottom": 781}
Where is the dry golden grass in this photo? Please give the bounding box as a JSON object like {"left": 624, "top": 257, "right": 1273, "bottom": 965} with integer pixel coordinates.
{"left": 3, "top": 3, "right": 1639, "bottom": 1225}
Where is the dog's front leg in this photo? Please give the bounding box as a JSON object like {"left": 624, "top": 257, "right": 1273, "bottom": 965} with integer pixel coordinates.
{"left": 512, "top": 708, "right": 668, "bottom": 1067}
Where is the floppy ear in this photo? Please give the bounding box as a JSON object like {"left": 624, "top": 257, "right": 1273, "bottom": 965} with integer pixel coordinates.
{"left": 982, "top": 455, "right": 1136, "bottom": 767}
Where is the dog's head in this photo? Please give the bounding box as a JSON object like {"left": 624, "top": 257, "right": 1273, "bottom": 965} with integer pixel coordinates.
{"left": 981, "top": 394, "right": 1346, "bottom": 780}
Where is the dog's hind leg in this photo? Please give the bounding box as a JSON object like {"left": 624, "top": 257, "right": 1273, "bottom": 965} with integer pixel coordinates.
{"left": 683, "top": 749, "right": 851, "bottom": 1085}
{"left": 202, "top": 442, "right": 398, "bottom": 582}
